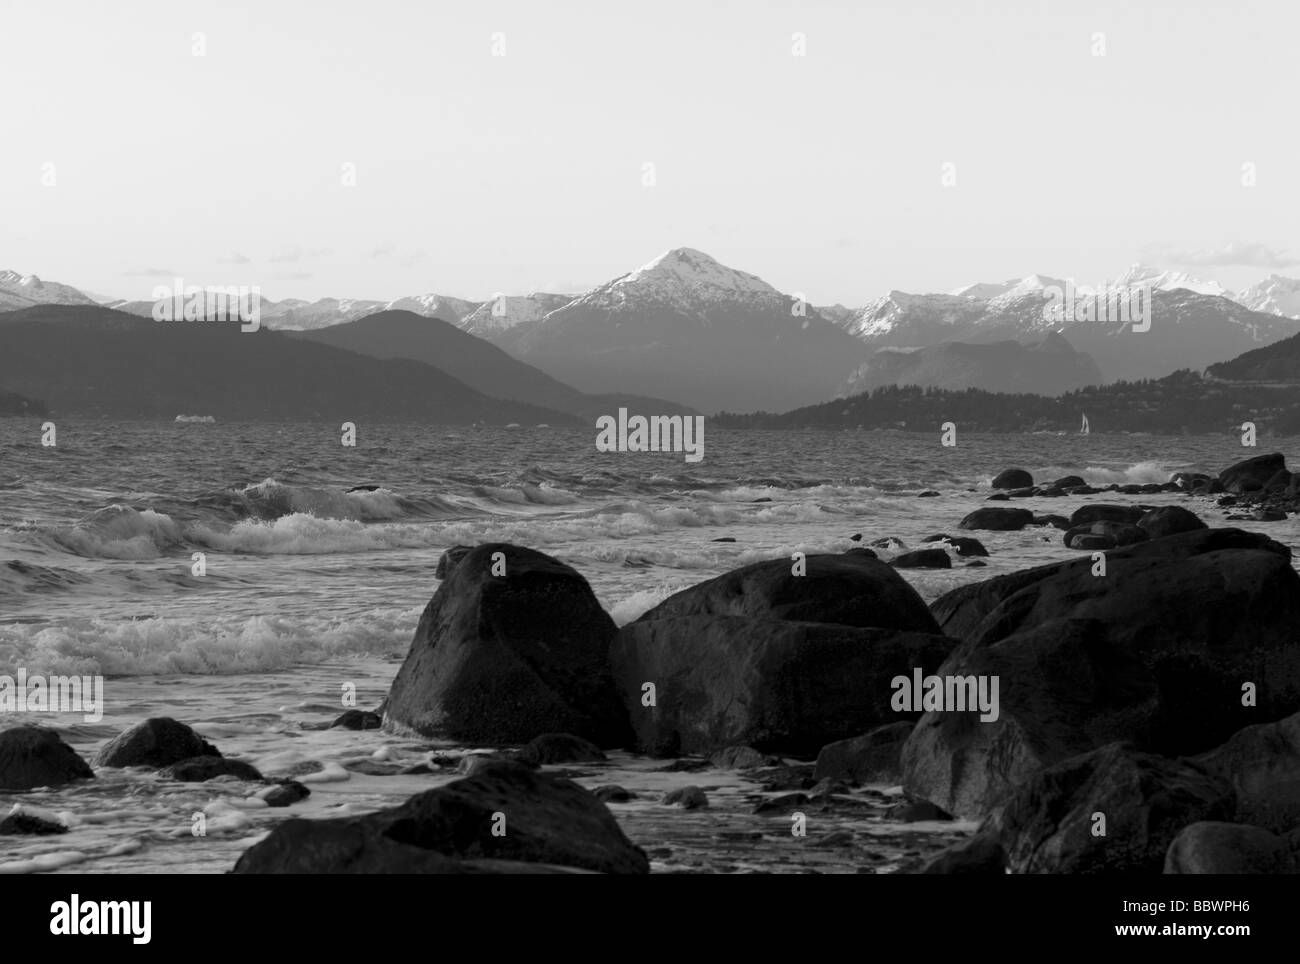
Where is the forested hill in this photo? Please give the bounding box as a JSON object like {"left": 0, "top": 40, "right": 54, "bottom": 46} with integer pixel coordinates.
{"left": 714, "top": 371, "right": 1300, "bottom": 435}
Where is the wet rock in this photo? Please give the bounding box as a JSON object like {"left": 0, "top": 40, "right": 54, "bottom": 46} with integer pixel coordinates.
{"left": 385, "top": 544, "right": 630, "bottom": 747}
{"left": 611, "top": 616, "right": 955, "bottom": 756}
{"left": 594, "top": 785, "right": 634, "bottom": 803}
{"left": 986, "top": 743, "right": 1234, "bottom": 874}
{"left": 991, "top": 469, "right": 1033, "bottom": 490}
{"left": 259, "top": 781, "right": 311, "bottom": 808}
{"left": 161, "top": 756, "right": 264, "bottom": 782}
{"left": 711, "top": 537, "right": 736, "bottom": 543}
{"left": 94, "top": 717, "right": 220, "bottom": 769}
{"left": 434, "top": 545, "right": 473, "bottom": 580}
{"left": 1032, "top": 514, "right": 1071, "bottom": 530}
{"left": 1063, "top": 521, "right": 1148, "bottom": 548}
{"left": 331, "top": 710, "right": 382, "bottom": 731}
{"left": 814, "top": 721, "right": 912, "bottom": 785}
{"left": 1052, "top": 475, "right": 1086, "bottom": 489}
{"left": 922, "top": 535, "right": 989, "bottom": 557}
{"left": 1194, "top": 710, "right": 1300, "bottom": 834}
{"left": 891, "top": 548, "right": 951, "bottom": 569}
{"left": 0, "top": 810, "right": 67, "bottom": 835}
{"left": 662, "top": 786, "right": 709, "bottom": 810}
{"left": 918, "top": 490, "right": 940, "bottom": 498}
{"left": 0, "top": 726, "right": 94, "bottom": 791}
{"left": 869, "top": 537, "right": 906, "bottom": 550}
{"left": 958, "top": 507, "right": 1034, "bottom": 531}
{"left": 917, "top": 834, "right": 1006, "bottom": 874}
{"left": 710, "top": 745, "right": 779, "bottom": 770}
{"left": 1219, "top": 453, "right": 1287, "bottom": 494}
{"left": 634, "top": 551, "right": 942, "bottom": 634}
{"left": 753, "top": 792, "right": 807, "bottom": 814}
{"left": 1164, "top": 822, "right": 1295, "bottom": 874}
{"left": 514, "top": 733, "right": 606, "bottom": 767}
{"left": 233, "top": 759, "right": 648, "bottom": 874}
{"left": 1136, "top": 505, "right": 1206, "bottom": 540}
{"left": 986, "top": 492, "right": 1010, "bottom": 502}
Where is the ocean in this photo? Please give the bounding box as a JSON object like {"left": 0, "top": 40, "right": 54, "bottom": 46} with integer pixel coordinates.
{"left": 1, "top": 419, "right": 1296, "bottom": 873}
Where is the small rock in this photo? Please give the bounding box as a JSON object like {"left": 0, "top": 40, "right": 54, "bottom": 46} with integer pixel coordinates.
{"left": 891, "top": 548, "right": 951, "bottom": 569}
{"left": 0, "top": 811, "right": 67, "bottom": 835}
{"left": 662, "top": 786, "right": 709, "bottom": 810}
{"left": 161, "top": 756, "right": 263, "bottom": 783}
{"left": 258, "top": 781, "right": 311, "bottom": 808}
{"left": 710, "top": 745, "right": 778, "bottom": 770}
{"left": 514, "top": 733, "right": 607, "bottom": 766}
{"left": 991, "top": 468, "right": 1033, "bottom": 490}
{"left": 594, "top": 785, "right": 635, "bottom": 803}
{"left": 330, "top": 710, "right": 382, "bottom": 731}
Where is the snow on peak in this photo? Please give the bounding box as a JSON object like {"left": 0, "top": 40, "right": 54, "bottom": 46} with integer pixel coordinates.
{"left": 1236, "top": 274, "right": 1300, "bottom": 318}
{"left": 1112, "top": 263, "right": 1227, "bottom": 296}
{"left": 595, "top": 247, "right": 782, "bottom": 307}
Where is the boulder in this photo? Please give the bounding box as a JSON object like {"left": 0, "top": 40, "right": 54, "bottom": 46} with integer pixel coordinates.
{"left": 891, "top": 548, "right": 951, "bottom": 569}
{"left": 1063, "top": 521, "right": 1148, "bottom": 548}
{"left": 662, "top": 786, "right": 709, "bottom": 809}
{"left": 0, "top": 810, "right": 67, "bottom": 835}
{"left": 161, "top": 756, "right": 263, "bottom": 782}
{"left": 634, "top": 552, "right": 941, "bottom": 634}
{"left": 927, "top": 529, "right": 1300, "bottom": 754}
{"left": 901, "top": 618, "right": 1162, "bottom": 818}
{"left": 435, "top": 545, "right": 473, "bottom": 580}
{"left": 514, "top": 733, "right": 606, "bottom": 766}
{"left": 991, "top": 469, "right": 1033, "bottom": 490}
{"left": 1194, "top": 711, "right": 1300, "bottom": 834}
{"left": 331, "top": 710, "right": 382, "bottom": 731}
{"left": 813, "top": 721, "right": 913, "bottom": 785}
{"left": 1219, "top": 453, "right": 1287, "bottom": 494}
{"left": 1052, "top": 475, "right": 1086, "bottom": 489}
{"left": 1136, "top": 506, "right": 1207, "bottom": 540}
{"left": 93, "top": 717, "right": 219, "bottom": 769}
{"left": 917, "top": 834, "right": 1006, "bottom": 874}
{"left": 259, "top": 781, "right": 311, "bottom": 808}
{"left": 384, "top": 544, "right": 630, "bottom": 746}
{"left": 1164, "top": 822, "right": 1295, "bottom": 874}
{"left": 710, "top": 745, "right": 779, "bottom": 770}
{"left": 232, "top": 759, "right": 648, "bottom": 874}
{"left": 610, "top": 616, "right": 956, "bottom": 756}
{"left": 0, "top": 726, "right": 94, "bottom": 791}
{"left": 923, "top": 535, "right": 989, "bottom": 557}
{"left": 958, "top": 507, "right": 1034, "bottom": 531}
{"left": 986, "top": 743, "right": 1234, "bottom": 874}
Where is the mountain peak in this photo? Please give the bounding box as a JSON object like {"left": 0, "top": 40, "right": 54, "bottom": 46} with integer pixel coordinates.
{"left": 601, "top": 247, "right": 780, "bottom": 306}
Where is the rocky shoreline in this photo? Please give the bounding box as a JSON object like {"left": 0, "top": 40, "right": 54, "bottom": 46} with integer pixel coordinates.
{"left": 3, "top": 452, "right": 1299, "bottom": 874}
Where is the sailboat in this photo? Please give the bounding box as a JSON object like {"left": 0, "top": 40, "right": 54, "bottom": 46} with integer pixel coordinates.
{"left": 1079, "top": 413, "right": 1090, "bottom": 435}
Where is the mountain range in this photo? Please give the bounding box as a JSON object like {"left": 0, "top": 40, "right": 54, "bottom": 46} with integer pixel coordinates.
{"left": 5, "top": 254, "right": 1300, "bottom": 415}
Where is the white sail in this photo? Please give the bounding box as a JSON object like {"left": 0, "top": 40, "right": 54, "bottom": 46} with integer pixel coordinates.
{"left": 1080, "top": 414, "right": 1090, "bottom": 435}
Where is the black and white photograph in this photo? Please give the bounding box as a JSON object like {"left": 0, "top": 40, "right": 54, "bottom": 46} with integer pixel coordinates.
{"left": 0, "top": 0, "right": 1293, "bottom": 941}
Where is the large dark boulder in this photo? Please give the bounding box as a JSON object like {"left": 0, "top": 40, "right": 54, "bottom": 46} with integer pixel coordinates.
{"left": 435, "top": 545, "right": 473, "bottom": 580}
{"left": 1164, "top": 822, "right": 1296, "bottom": 874}
{"left": 985, "top": 743, "right": 1234, "bottom": 874}
{"left": 93, "top": 717, "right": 220, "bottom": 769}
{"left": 930, "top": 530, "right": 1300, "bottom": 755}
{"left": 1194, "top": 711, "right": 1300, "bottom": 834}
{"left": 1219, "top": 453, "right": 1287, "bottom": 494}
{"left": 991, "top": 469, "right": 1033, "bottom": 490}
{"left": 958, "top": 507, "right": 1034, "bottom": 531}
{"left": 635, "top": 552, "right": 941, "bottom": 634}
{"left": 1136, "top": 505, "right": 1207, "bottom": 540}
{"left": 610, "top": 616, "right": 956, "bottom": 756}
{"left": 384, "top": 544, "right": 630, "bottom": 746}
{"left": 814, "top": 721, "right": 913, "bottom": 785}
{"left": 902, "top": 619, "right": 1162, "bottom": 819}
{"left": 0, "top": 726, "right": 94, "bottom": 791}
{"left": 232, "top": 759, "right": 648, "bottom": 874}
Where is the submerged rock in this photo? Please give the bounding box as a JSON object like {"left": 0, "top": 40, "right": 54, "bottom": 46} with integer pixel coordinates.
{"left": 0, "top": 727, "right": 94, "bottom": 791}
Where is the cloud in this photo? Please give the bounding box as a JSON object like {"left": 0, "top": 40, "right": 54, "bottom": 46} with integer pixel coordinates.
{"left": 1145, "top": 241, "right": 1300, "bottom": 269}
{"left": 219, "top": 252, "right": 251, "bottom": 265}
{"left": 369, "top": 242, "right": 397, "bottom": 259}
{"left": 270, "top": 270, "right": 314, "bottom": 281}
{"left": 121, "top": 267, "right": 176, "bottom": 276}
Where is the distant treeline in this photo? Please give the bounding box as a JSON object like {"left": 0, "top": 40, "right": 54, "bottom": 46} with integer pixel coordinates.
{"left": 0, "top": 390, "right": 48, "bottom": 417}
{"left": 714, "top": 371, "right": 1300, "bottom": 435}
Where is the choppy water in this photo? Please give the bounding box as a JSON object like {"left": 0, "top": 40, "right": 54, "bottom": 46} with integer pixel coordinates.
{"left": 1, "top": 419, "right": 1296, "bottom": 873}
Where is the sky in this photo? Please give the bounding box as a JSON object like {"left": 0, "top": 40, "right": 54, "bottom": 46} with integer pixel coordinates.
{"left": 2, "top": 0, "right": 1297, "bottom": 305}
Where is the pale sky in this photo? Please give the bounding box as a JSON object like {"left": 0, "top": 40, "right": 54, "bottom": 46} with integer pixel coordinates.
{"left": 2, "top": 0, "right": 1296, "bottom": 305}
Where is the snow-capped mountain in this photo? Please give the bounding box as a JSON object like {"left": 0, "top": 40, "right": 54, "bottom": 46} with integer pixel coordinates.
{"left": 507, "top": 247, "right": 871, "bottom": 413}
{"left": 0, "top": 271, "right": 98, "bottom": 311}
{"left": 1109, "top": 263, "right": 1227, "bottom": 297}
{"left": 104, "top": 292, "right": 483, "bottom": 329}
{"left": 1236, "top": 274, "right": 1300, "bottom": 319}
{"left": 459, "top": 292, "right": 576, "bottom": 340}
{"left": 840, "top": 291, "right": 987, "bottom": 345}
